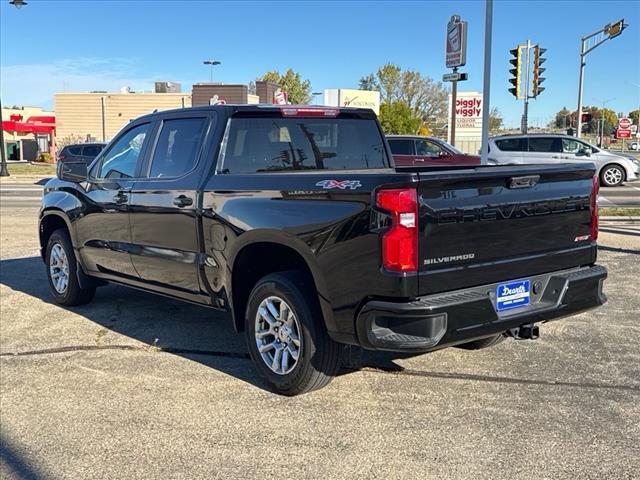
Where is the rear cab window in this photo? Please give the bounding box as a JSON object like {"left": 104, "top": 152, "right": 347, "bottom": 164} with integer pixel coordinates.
{"left": 219, "top": 112, "right": 389, "bottom": 173}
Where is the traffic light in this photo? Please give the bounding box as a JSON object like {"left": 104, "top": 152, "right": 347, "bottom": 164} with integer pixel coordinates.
{"left": 532, "top": 46, "right": 546, "bottom": 97}
{"left": 508, "top": 46, "right": 523, "bottom": 99}
{"left": 606, "top": 19, "right": 625, "bottom": 38}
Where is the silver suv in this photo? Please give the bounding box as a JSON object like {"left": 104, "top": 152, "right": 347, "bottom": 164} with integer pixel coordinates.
{"left": 488, "top": 134, "right": 640, "bottom": 187}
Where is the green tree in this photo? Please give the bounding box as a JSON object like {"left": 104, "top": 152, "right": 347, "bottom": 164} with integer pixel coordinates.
{"left": 257, "top": 69, "right": 312, "bottom": 104}
{"left": 379, "top": 101, "right": 421, "bottom": 134}
{"left": 629, "top": 109, "right": 640, "bottom": 126}
{"left": 551, "top": 107, "right": 573, "bottom": 129}
{"left": 360, "top": 63, "right": 448, "bottom": 132}
{"left": 489, "top": 108, "right": 503, "bottom": 134}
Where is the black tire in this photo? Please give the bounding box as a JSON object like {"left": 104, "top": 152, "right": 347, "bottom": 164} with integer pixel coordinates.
{"left": 600, "top": 164, "right": 625, "bottom": 187}
{"left": 45, "top": 229, "right": 96, "bottom": 306}
{"left": 245, "top": 271, "right": 340, "bottom": 396}
{"left": 457, "top": 334, "right": 505, "bottom": 350}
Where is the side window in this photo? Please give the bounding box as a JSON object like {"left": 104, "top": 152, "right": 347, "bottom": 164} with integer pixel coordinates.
{"left": 388, "top": 139, "right": 414, "bottom": 155}
{"left": 97, "top": 123, "right": 150, "bottom": 180}
{"left": 83, "top": 145, "right": 103, "bottom": 157}
{"left": 416, "top": 139, "right": 443, "bottom": 156}
{"left": 495, "top": 138, "right": 524, "bottom": 152}
{"left": 528, "top": 137, "right": 562, "bottom": 153}
{"left": 148, "top": 118, "right": 207, "bottom": 178}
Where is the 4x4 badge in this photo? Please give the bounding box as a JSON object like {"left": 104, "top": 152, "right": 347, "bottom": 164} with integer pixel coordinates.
{"left": 316, "top": 180, "right": 362, "bottom": 190}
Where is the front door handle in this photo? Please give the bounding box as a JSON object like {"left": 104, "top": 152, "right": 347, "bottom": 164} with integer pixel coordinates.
{"left": 113, "top": 192, "right": 128, "bottom": 204}
{"left": 173, "top": 195, "right": 193, "bottom": 208}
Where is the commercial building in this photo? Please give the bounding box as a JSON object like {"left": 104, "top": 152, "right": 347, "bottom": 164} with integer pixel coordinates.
{"left": 191, "top": 81, "right": 276, "bottom": 106}
{"left": 1, "top": 106, "right": 55, "bottom": 161}
{"left": 54, "top": 87, "right": 191, "bottom": 143}
{"left": 323, "top": 89, "right": 380, "bottom": 114}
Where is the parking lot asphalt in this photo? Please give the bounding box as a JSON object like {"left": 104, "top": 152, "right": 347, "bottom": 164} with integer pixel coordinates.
{"left": 1, "top": 198, "right": 639, "bottom": 479}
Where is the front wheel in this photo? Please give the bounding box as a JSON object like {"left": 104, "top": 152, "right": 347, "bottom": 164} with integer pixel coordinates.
{"left": 245, "top": 272, "right": 340, "bottom": 396}
{"left": 600, "top": 165, "right": 625, "bottom": 187}
{"left": 46, "top": 229, "right": 96, "bottom": 306}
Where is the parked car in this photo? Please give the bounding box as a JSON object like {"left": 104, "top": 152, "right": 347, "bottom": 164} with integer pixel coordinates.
{"left": 629, "top": 141, "right": 639, "bottom": 151}
{"left": 57, "top": 143, "right": 106, "bottom": 164}
{"left": 387, "top": 135, "right": 480, "bottom": 167}
{"left": 41, "top": 105, "right": 607, "bottom": 395}
{"left": 488, "top": 134, "right": 640, "bottom": 187}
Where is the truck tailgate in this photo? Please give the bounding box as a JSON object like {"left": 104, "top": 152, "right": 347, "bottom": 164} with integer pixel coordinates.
{"left": 417, "top": 164, "right": 597, "bottom": 296}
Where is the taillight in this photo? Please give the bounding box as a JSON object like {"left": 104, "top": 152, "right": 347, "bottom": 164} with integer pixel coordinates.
{"left": 376, "top": 188, "right": 418, "bottom": 272}
{"left": 57, "top": 154, "right": 65, "bottom": 162}
{"left": 280, "top": 107, "right": 339, "bottom": 117}
{"left": 591, "top": 174, "right": 599, "bottom": 241}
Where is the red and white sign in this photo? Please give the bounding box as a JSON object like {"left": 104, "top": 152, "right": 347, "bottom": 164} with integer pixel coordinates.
{"left": 273, "top": 89, "right": 288, "bottom": 105}
{"left": 616, "top": 128, "right": 631, "bottom": 139}
{"left": 618, "top": 117, "right": 632, "bottom": 129}
{"left": 445, "top": 15, "right": 467, "bottom": 69}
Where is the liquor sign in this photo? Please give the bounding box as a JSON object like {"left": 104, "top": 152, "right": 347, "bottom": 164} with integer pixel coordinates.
{"left": 446, "top": 15, "right": 468, "bottom": 68}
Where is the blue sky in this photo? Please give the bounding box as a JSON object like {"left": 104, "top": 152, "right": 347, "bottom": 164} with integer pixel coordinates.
{"left": 1, "top": 0, "right": 638, "bottom": 127}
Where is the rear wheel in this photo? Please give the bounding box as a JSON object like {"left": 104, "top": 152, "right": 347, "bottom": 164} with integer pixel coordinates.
{"left": 600, "top": 165, "right": 625, "bottom": 187}
{"left": 457, "top": 334, "right": 505, "bottom": 350}
{"left": 245, "top": 271, "right": 340, "bottom": 395}
{"left": 46, "top": 229, "right": 96, "bottom": 306}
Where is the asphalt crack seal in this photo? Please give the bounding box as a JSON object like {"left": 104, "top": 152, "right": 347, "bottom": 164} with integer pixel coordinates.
{"left": 2, "top": 346, "right": 638, "bottom": 392}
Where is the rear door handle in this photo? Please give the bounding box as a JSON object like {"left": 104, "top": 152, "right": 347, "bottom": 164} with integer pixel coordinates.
{"left": 173, "top": 195, "right": 193, "bottom": 207}
{"left": 113, "top": 192, "right": 128, "bottom": 204}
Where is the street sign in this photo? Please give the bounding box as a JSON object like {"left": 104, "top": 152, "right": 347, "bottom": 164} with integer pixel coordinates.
{"left": 616, "top": 128, "right": 631, "bottom": 139}
{"left": 442, "top": 72, "right": 468, "bottom": 82}
{"left": 618, "top": 117, "right": 631, "bottom": 129}
{"left": 446, "top": 15, "right": 468, "bottom": 68}
{"left": 274, "top": 89, "right": 288, "bottom": 105}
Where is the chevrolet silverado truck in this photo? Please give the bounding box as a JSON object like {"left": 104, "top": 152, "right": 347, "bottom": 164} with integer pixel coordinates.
{"left": 40, "top": 105, "right": 607, "bottom": 395}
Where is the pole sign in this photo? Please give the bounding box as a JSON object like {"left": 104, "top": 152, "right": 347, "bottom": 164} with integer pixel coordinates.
{"left": 442, "top": 72, "right": 468, "bottom": 82}
{"left": 616, "top": 128, "right": 631, "bottom": 139}
{"left": 618, "top": 117, "right": 631, "bottom": 129}
{"left": 446, "top": 15, "right": 468, "bottom": 68}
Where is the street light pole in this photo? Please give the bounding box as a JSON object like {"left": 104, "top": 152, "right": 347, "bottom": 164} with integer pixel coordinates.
{"left": 203, "top": 60, "right": 221, "bottom": 83}
{"left": 0, "top": 99, "right": 9, "bottom": 177}
{"left": 576, "top": 19, "right": 627, "bottom": 138}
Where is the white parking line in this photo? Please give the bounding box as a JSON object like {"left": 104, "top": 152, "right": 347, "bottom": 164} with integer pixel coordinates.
{"left": 598, "top": 195, "right": 617, "bottom": 206}
{"left": 631, "top": 186, "right": 640, "bottom": 192}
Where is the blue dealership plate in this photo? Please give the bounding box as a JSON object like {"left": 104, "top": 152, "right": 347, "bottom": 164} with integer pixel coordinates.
{"left": 496, "top": 280, "right": 530, "bottom": 312}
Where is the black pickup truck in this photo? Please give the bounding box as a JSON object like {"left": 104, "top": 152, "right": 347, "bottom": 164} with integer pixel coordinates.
{"left": 40, "top": 105, "right": 607, "bottom": 395}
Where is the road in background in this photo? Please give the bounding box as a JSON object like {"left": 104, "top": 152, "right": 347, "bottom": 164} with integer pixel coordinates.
{"left": 4, "top": 178, "right": 640, "bottom": 208}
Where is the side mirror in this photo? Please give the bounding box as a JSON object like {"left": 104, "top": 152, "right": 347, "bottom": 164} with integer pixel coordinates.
{"left": 579, "top": 146, "right": 592, "bottom": 157}
{"left": 58, "top": 160, "right": 88, "bottom": 183}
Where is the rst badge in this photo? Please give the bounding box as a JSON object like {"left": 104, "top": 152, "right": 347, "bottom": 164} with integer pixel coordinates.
{"left": 316, "top": 180, "right": 362, "bottom": 190}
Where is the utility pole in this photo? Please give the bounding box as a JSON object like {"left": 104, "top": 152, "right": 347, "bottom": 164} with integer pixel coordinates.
{"left": 521, "top": 40, "right": 532, "bottom": 134}
{"left": 576, "top": 19, "right": 627, "bottom": 138}
{"left": 450, "top": 67, "right": 458, "bottom": 146}
{"left": 480, "top": 0, "right": 493, "bottom": 166}
{"left": 0, "top": 99, "right": 9, "bottom": 177}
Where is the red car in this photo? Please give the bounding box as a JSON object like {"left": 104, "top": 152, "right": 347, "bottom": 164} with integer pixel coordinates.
{"left": 386, "top": 135, "right": 480, "bottom": 167}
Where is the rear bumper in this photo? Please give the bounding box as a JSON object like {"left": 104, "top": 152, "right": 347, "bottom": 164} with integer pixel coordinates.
{"left": 355, "top": 265, "right": 607, "bottom": 352}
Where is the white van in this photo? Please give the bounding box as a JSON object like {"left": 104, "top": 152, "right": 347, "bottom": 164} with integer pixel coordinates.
{"left": 488, "top": 134, "right": 640, "bottom": 187}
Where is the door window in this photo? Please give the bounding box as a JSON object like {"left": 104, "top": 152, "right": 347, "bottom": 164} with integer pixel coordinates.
{"left": 387, "top": 139, "right": 414, "bottom": 155}
{"left": 148, "top": 118, "right": 207, "bottom": 178}
{"left": 96, "top": 124, "right": 150, "bottom": 179}
{"left": 528, "top": 137, "right": 562, "bottom": 153}
{"left": 416, "top": 139, "right": 444, "bottom": 156}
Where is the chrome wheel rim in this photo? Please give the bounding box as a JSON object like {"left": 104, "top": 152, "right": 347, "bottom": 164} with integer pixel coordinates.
{"left": 49, "top": 243, "right": 69, "bottom": 294}
{"left": 255, "top": 296, "right": 302, "bottom": 375}
{"left": 604, "top": 167, "right": 623, "bottom": 186}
